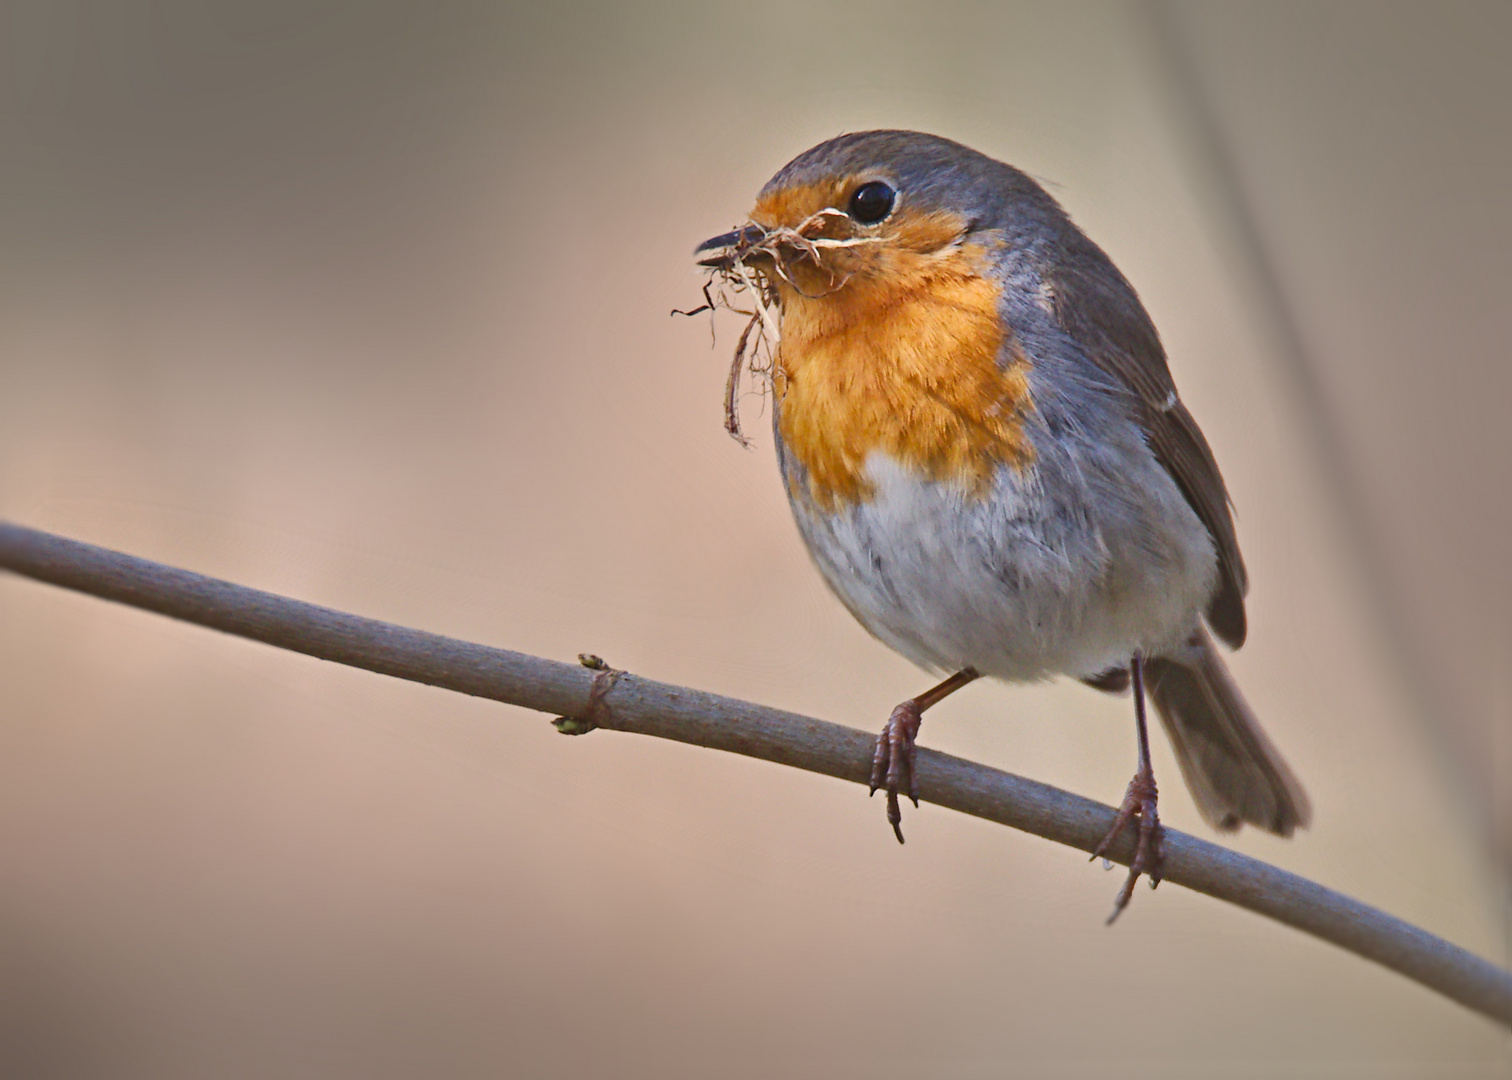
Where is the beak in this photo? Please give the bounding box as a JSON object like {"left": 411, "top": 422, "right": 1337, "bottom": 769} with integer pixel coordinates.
{"left": 694, "top": 222, "right": 766, "bottom": 268}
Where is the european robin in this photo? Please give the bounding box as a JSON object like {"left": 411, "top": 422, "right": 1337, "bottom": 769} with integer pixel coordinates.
{"left": 694, "top": 131, "right": 1309, "bottom": 919}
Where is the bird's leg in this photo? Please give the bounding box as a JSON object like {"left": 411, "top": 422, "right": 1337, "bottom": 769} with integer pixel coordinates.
{"left": 1092, "top": 653, "right": 1166, "bottom": 922}
{"left": 870, "top": 667, "right": 979, "bottom": 843}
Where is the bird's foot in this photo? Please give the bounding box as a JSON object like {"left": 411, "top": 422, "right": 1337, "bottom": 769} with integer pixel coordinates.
{"left": 869, "top": 699, "right": 923, "bottom": 844}
{"left": 1092, "top": 765, "right": 1165, "bottom": 923}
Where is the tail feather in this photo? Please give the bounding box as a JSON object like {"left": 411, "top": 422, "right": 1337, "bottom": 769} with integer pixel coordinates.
{"left": 1144, "top": 628, "right": 1310, "bottom": 836}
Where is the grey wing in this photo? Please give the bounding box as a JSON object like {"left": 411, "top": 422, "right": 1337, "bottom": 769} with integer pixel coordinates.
{"left": 1048, "top": 235, "right": 1249, "bottom": 648}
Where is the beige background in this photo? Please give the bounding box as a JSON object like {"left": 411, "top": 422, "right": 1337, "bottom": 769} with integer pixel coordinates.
{"left": 1, "top": 2, "right": 1507, "bottom": 1076}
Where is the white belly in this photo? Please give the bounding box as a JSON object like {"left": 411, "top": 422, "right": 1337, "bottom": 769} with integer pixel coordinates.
{"left": 786, "top": 451, "right": 1218, "bottom": 681}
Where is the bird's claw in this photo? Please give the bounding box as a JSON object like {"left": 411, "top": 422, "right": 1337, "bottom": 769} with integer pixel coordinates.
{"left": 870, "top": 699, "right": 923, "bottom": 843}
{"left": 1092, "top": 766, "right": 1165, "bottom": 923}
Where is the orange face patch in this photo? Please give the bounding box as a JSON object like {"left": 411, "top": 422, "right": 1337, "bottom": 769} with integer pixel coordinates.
{"left": 749, "top": 179, "right": 966, "bottom": 299}
{"left": 753, "top": 181, "right": 1034, "bottom": 509}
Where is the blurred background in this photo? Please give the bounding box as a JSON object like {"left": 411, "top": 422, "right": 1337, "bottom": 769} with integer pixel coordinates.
{"left": 0, "top": 1, "right": 1507, "bottom": 1075}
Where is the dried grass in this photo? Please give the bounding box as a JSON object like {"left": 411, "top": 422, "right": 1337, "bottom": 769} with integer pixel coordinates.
{"left": 681, "top": 209, "right": 881, "bottom": 446}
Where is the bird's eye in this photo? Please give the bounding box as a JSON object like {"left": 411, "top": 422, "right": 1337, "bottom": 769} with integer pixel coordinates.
{"left": 847, "top": 181, "right": 896, "bottom": 225}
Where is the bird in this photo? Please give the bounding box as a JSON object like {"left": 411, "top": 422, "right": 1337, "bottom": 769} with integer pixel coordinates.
{"left": 693, "top": 130, "right": 1309, "bottom": 919}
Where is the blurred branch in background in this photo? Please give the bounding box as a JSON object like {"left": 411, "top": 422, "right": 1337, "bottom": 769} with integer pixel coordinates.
{"left": 1144, "top": 0, "right": 1512, "bottom": 875}
{"left": 1, "top": 520, "right": 1509, "bottom": 1027}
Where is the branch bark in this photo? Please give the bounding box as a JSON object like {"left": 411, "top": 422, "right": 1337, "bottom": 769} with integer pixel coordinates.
{"left": 1, "top": 520, "right": 1508, "bottom": 1027}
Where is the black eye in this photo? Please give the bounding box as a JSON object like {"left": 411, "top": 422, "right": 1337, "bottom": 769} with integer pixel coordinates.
{"left": 847, "top": 181, "right": 895, "bottom": 224}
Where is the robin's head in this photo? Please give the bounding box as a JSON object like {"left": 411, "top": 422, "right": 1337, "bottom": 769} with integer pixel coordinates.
{"left": 693, "top": 131, "right": 1047, "bottom": 501}
{"left": 696, "top": 130, "right": 1054, "bottom": 302}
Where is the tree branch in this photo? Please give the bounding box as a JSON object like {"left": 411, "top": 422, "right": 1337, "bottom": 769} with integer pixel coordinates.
{"left": 1, "top": 519, "right": 1508, "bottom": 1027}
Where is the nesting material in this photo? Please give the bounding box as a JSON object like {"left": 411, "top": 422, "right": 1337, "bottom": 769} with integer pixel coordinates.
{"left": 688, "top": 209, "right": 882, "bottom": 446}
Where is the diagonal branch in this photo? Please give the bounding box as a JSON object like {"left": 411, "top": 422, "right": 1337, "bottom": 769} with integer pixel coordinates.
{"left": 1, "top": 519, "right": 1508, "bottom": 1027}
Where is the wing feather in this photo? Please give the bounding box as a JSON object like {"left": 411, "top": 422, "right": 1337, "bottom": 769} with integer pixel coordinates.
{"left": 1049, "top": 238, "right": 1248, "bottom": 648}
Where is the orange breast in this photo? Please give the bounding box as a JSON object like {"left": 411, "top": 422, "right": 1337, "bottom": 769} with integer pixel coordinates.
{"left": 774, "top": 240, "right": 1035, "bottom": 510}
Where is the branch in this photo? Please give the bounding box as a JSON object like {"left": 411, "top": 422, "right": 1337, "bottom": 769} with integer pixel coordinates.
{"left": 1, "top": 520, "right": 1508, "bottom": 1027}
